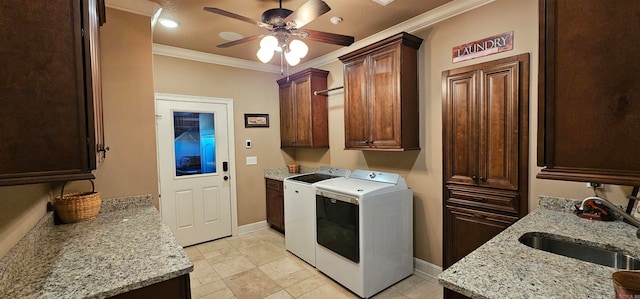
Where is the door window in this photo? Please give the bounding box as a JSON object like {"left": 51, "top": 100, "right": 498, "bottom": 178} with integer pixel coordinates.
{"left": 173, "top": 112, "right": 215, "bottom": 176}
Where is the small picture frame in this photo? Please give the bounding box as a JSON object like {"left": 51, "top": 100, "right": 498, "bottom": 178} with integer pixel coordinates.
{"left": 244, "top": 113, "right": 269, "bottom": 128}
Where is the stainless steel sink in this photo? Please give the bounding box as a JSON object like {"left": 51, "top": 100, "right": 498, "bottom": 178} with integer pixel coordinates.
{"left": 519, "top": 232, "right": 640, "bottom": 270}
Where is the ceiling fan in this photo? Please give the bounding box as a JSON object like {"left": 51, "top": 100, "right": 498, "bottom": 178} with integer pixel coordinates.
{"left": 203, "top": 0, "right": 355, "bottom": 66}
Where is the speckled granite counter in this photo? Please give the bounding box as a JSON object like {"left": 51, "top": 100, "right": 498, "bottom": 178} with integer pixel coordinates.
{"left": 263, "top": 167, "right": 315, "bottom": 181}
{"left": 438, "top": 196, "right": 640, "bottom": 298}
{"left": 0, "top": 195, "right": 193, "bottom": 298}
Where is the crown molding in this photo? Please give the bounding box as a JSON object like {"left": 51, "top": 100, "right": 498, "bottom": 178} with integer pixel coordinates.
{"left": 152, "top": 44, "right": 282, "bottom": 74}
{"left": 105, "top": 0, "right": 161, "bottom": 17}
{"left": 152, "top": 0, "right": 495, "bottom": 73}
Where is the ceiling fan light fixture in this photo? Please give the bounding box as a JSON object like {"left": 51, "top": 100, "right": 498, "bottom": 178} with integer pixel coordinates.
{"left": 284, "top": 50, "right": 301, "bottom": 66}
{"left": 260, "top": 35, "right": 279, "bottom": 51}
{"left": 158, "top": 17, "right": 180, "bottom": 28}
{"left": 289, "top": 39, "right": 308, "bottom": 58}
{"left": 257, "top": 47, "right": 275, "bottom": 63}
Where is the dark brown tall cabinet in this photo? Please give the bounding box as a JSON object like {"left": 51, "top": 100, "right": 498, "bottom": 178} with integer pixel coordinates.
{"left": 538, "top": 0, "right": 640, "bottom": 186}
{"left": 339, "top": 32, "right": 422, "bottom": 151}
{"left": 277, "top": 68, "right": 329, "bottom": 148}
{"left": 0, "top": 0, "right": 106, "bottom": 186}
{"left": 442, "top": 54, "right": 530, "bottom": 275}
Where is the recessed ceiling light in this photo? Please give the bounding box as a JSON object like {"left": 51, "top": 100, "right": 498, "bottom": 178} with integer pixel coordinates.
{"left": 219, "top": 31, "right": 244, "bottom": 41}
{"left": 372, "top": 0, "right": 394, "bottom": 6}
{"left": 158, "top": 17, "right": 180, "bottom": 28}
{"left": 330, "top": 16, "right": 343, "bottom": 25}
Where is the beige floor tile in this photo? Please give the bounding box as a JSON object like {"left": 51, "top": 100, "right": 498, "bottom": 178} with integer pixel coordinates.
{"left": 239, "top": 242, "right": 287, "bottom": 266}
{"left": 388, "top": 274, "right": 425, "bottom": 294}
{"left": 227, "top": 234, "right": 262, "bottom": 249}
{"left": 184, "top": 246, "right": 204, "bottom": 262}
{"left": 191, "top": 279, "right": 227, "bottom": 298}
{"left": 198, "top": 287, "right": 237, "bottom": 299}
{"left": 403, "top": 280, "right": 443, "bottom": 299}
{"left": 196, "top": 238, "right": 233, "bottom": 254}
{"left": 273, "top": 268, "right": 316, "bottom": 288}
{"left": 263, "top": 289, "right": 294, "bottom": 299}
{"left": 296, "top": 284, "right": 357, "bottom": 299}
{"left": 284, "top": 275, "right": 327, "bottom": 297}
{"left": 259, "top": 257, "right": 305, "bottom": 280}
{"left": 223, "top": 268, "right": 281, "bottom": 299}
{"left": 212, "top": 256, "right": 257, "bottom": 278}
{"left": 188, "top": 229, "right": 442, "bottom": 299}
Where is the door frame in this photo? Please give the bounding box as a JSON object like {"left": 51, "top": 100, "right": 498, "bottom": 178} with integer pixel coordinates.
{"left": 154, "top": 92, "right": 239, "bottom": 237}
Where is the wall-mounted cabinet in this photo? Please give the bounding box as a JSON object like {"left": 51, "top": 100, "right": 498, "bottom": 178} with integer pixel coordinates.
{"left": 277, "top": 68, "right": 329, "bottom": 148}
{"left": 537, "top": 0, "right": 640, "bottom": 185}
{"left": 0, "top": 0, "right": 105, "bottom": 186}
{"left": 339, "top": 32, "right": 422, "bottom": 151}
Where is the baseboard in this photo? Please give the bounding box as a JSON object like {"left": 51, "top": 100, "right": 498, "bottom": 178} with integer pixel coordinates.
{"left": 413, "top": 257, "right": 442, "bottom": 281}
{"left": 237, "top": 220, "right": 269, "bottom": 235}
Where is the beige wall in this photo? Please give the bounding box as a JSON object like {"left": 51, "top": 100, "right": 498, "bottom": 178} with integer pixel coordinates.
{"left": 152, "top": 56, "right": 285, "bottom": 225}
{"left": 88, "top": 8, "right": 159, "bottom": 205}
{"left": 0, "top": 8, "right": 158, "bottom": 259}
{"left": 298, "top": 0, "right": 635, "bottom": 266}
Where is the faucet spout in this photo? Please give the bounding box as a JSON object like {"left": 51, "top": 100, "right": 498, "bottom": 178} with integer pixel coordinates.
{"left": 579, "top": 196, "right": 640, "bottom": 238}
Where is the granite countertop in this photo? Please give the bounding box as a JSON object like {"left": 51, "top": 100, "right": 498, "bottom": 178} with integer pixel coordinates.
{"left": 438, "top": 196, "right": 640, "bottom": 298}
{"left": 0, "top": 195, "right": 193, "bottom": 299}
{"left": 264, "top": 166, "right": 315, "bottom": 181}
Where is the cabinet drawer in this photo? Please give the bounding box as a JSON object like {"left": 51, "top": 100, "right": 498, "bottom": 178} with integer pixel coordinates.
{"left": 265, "top": 178, "right": 283, "bottom": 192}
{"left": 446, "top": 185, "right": 519, "bottom": 214}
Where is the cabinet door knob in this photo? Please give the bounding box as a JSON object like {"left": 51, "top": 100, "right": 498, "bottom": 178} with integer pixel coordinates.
{"left": 472, "top": 175, "right": 478, "bottom": 180}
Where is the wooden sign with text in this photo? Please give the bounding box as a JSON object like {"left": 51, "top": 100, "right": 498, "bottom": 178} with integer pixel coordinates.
{"left": 452, "top": 31, "right": 513, "bottom": 63}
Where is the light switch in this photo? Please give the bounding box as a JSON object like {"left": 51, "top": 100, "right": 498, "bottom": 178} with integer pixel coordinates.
{"left": 246, "top": 156, "right": 258, "bottom": 165}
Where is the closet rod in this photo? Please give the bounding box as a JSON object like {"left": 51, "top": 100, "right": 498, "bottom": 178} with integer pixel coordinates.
{"left": 313, "top": 86, "right": 344, "bottom": 96}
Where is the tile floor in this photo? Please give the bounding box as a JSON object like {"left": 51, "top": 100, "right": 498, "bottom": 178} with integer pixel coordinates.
{"left": 184, "top": 228, "right": 443, "bottom": 299}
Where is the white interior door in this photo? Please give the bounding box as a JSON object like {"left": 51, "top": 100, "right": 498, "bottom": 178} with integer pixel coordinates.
{"left": 155, "top": 94, "right": 235, "bottom": 246}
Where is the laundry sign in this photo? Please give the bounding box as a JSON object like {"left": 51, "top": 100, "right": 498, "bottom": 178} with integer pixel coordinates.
{"left": 452, "top": 31, "right": 513, "bottom": 63}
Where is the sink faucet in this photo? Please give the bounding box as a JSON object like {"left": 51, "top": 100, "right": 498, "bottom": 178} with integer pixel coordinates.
{"left": 579, "top": 196, "right": 640, "bottom": 238}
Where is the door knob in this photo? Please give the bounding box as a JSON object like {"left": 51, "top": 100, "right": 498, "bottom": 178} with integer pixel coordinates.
{"left": 223, "top": 176, "right": 229, "bottom": 181}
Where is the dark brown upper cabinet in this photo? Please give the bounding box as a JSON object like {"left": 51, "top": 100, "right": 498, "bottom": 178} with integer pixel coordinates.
{"left": 0, "top": 0, "right": 105, "bottom": 186}
{"left": 339, "top": 32, "right": 422, "bottom": 151}
{"left": 277, "top": 68, "right": 329, "bottom": 148}
{"left": 537, "top": 0, "right": 640, "bottom": 185}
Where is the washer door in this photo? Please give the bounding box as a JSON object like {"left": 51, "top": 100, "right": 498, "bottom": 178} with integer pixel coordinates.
{"left": 316, "top": 192, "right": 359, "bottom": 263}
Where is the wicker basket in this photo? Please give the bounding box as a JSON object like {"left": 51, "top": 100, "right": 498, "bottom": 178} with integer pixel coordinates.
{"left": 54, "top": 180, "right": 101, "bottom": 224}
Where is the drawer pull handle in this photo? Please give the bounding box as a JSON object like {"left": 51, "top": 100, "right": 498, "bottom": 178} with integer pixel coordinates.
{"left": 472, "top": 213, "right": 486, "bottom": 219}
{"left": 472, "top": 197, "right": 488, "bottom": 203}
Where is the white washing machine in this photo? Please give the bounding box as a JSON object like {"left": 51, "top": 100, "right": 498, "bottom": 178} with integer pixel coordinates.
{"left": 283, "top": 166, "right": 350, "bottom": 266}
{"left": 314, "top": 169, "right": 413, "bottom": 298}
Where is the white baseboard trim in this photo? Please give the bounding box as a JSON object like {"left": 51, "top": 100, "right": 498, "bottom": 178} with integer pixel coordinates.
{"left": 237, "top": 220, "right": 269, "bottom": 235}
{"left": 413, "top": 257, "right": 443, "bottom": 281}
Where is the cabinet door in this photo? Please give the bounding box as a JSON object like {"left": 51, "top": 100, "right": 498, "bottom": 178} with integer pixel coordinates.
{"left": 443, "top": 70, "right": 479, "bottom": 186}
{"left": 344, "top": 56, "right": 370, "bottom": 148}
{"left": 0, "top": 0, "right": 95, "bottom": 186}
{"left": 293, "top": 76, "right": 313, "bottom": 147}
{"left": 279, "top": 83, "right": 296, "bottom": 147}
{"left": 538, "top": 0, "right": 640, "bottom": 185}
{"left": 369, "top": 46, "right": 403, "bottom": 148}
{"left": 443, "top": 205, "right": 518, "bottom": 268}
{"left": 479, "top": 62, "right": 520, "bottom": 190}
{"left": 266, "top": 179, "right": 284, "bottom": 232}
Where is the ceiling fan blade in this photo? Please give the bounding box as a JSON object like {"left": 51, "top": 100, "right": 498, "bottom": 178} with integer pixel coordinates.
{"left": 284, "top": 0, "right": 331, "bottom": 29}
{"left": 297, "top": 29, "right": 355, "bottom": 46}
{"left": 204, "top": 7, "right": 273, "bottom": 30}
{"left": 216, "top": 35, "right": 263, "bottom": 48}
